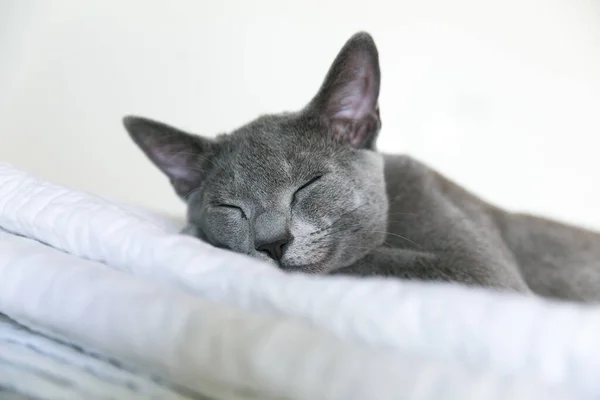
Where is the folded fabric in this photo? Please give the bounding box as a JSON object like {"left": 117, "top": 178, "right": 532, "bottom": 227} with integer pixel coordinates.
{"left": 0, "top": 163, "right": 598, "bottom": 399}
{"left": 0, "top": 313, "right": 200, "bottom": 400}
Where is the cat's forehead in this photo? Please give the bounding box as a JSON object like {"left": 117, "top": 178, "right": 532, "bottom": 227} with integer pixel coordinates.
{"left": 219, "top": 114, "right": 334, "bottom": 168}
{"left": 205, "top": 114, "right": 338, "bottom": 198}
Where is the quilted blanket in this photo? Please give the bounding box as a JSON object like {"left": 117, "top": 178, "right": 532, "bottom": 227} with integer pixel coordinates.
{"left": 1, "top": 163, "right": 599, "bottom": 399}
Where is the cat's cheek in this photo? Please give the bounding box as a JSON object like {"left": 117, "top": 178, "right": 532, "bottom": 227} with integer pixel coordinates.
{"left": 281, "top": 233, "right": 337, "bottom": 273}
{"left": 290, "top": 218, "right": 319, "bottom": 238}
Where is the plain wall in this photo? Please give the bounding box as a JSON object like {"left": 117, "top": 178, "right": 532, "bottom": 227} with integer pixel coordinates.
{"left": 1, "top": 0, "right": 599, "bottom": 227}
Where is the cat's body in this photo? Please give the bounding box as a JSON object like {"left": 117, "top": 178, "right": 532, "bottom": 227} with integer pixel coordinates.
{"left": 338, "top": 154, "right": 600, "bottom": 301}
{"left": 124, "top": 32, "right": 600, "bottom": 302}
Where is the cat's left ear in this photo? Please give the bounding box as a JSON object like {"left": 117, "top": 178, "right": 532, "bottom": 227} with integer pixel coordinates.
{"left": 123, "top": 116, "right": 212, "bottom": 199}
{"left": 307, "top": 32, "right": 381, "bottom": 149}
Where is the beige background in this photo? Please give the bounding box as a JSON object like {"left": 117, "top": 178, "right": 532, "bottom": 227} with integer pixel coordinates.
{"left": 1, "top": 0, "right": 599, "bottom": 226}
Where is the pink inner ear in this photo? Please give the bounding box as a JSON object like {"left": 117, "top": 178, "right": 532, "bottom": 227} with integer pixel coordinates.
{"left": 164, "top": 163, "right": 192, "bottom": 181}
{"left": 159, "top": 151, "right": 194, "bottom": 180}
{"left": 146, "top": 134, "right": 204, "bottom": 190}
{"left": 330, "top": 114, "right": 378, "bottom": 148}
{"left": 349, "top": 118, "right": 371, "bottom": 147}
{"left": 329, "top": 58, "right": 377, "bottom": 121}
{"left": 155, "top": 149, "right": 203, "bottom": 198}
{"left": 333, "top": 79, "right": 375, "bottom": 120}
{"left": 327, "top": 61, "right": 379, "bottom": 148}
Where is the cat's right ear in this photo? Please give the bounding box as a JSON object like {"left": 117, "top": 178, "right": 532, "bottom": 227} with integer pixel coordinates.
{"left": 123, "top": 116, "right": 210, "bottom": 199}
{"left": 307, "top": 32, "right": 381, "bottom": 150}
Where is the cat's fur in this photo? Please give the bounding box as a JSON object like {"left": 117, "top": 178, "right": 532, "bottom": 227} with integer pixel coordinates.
{"left": 123, "top": 32, "right": 600, "bottom": 302}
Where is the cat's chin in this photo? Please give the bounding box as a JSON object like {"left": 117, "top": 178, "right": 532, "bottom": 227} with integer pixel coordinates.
{"left": 278, "top": 261, "right": 328, "bottom": 274}
{"left": 278, "top": 256, "right": 359, "bottom": 274}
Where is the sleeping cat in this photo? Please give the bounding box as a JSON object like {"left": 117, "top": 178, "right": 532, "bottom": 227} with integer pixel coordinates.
{"left": 123, "top": 32, "right": 600, "bottom": 302}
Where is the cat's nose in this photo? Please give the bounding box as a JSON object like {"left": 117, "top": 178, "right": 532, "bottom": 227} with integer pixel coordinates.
{"left": 253, "top": 211, "right": 292, "bottom": 261}
{"left": 255, "top": 236, "right": 291, "bottom": 261}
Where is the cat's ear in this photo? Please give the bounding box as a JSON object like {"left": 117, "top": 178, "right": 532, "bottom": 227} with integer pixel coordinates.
{"left": 308, "top": 32, "right": 381, "bottom": 149}
{"left": 123, "top": 116, "right": 210, "bottom": 199}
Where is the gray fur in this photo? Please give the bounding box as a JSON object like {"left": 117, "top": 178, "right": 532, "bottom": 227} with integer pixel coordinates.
{"left": 123, "top": 32, "right": 600, "bottom": 302}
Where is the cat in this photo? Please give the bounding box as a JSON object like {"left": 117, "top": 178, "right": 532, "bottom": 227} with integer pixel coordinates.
{"left": 123, "top": 32, "right": 600, "bottom": 302}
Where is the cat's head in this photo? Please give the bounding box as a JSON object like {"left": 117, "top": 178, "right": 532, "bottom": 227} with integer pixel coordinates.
{"left": 123, "top": 32, "right": 388, "bottom": 273}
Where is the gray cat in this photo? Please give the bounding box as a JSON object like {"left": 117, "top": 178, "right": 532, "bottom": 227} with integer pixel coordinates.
{"left": 123, "top": 32, "right": 600, "bottom": 302}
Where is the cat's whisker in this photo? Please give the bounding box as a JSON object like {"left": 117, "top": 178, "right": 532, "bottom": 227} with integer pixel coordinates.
{"left": 306, "top": 202, "right": 370, "bottom": 237}
{"left": 365, "top": 231, "right": 424, "bottom": 249}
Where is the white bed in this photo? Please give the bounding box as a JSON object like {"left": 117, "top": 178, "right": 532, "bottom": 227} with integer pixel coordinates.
{"left": 1, "top": 163, "right": 599, "bottom": 400}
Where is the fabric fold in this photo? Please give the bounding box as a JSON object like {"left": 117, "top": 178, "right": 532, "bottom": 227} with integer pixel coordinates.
{"left": 0, "top": 231, "right": 567, "bottom": 399}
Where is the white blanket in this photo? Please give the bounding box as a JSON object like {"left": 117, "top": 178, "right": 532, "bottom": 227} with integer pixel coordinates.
{"left": 0, "top": 163, "right": 599, "bottom": 399}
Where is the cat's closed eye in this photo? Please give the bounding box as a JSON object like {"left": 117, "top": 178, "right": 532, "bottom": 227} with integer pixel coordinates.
{"left": 215, "top": 204, "right": 248, "bottom": 220}
{"left": 292, "top": 175, "right": 323, "bottom": 205}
